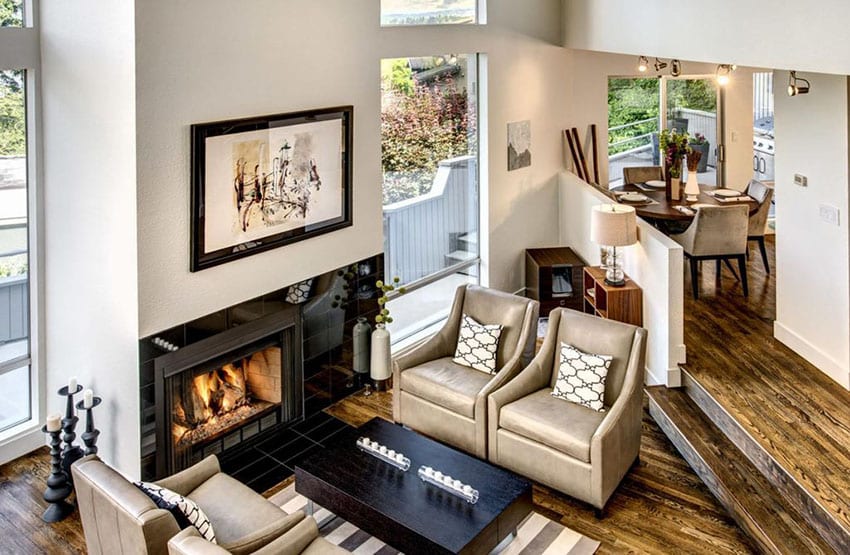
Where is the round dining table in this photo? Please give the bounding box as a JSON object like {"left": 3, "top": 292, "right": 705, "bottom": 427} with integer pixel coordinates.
{"left": 609, "top": 183, "right": 759, "bottom": 222}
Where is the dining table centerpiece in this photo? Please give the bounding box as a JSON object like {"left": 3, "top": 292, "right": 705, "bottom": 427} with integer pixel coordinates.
{"left": 660, "top": 128, "right": 692, "bottom": 201}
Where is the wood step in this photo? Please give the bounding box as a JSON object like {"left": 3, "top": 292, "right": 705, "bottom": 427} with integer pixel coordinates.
{"left": 646, "top": 385, "right": 835, "bottom": 554}
{"left": 682, "top": 369, "right": 850, "bottom": 553}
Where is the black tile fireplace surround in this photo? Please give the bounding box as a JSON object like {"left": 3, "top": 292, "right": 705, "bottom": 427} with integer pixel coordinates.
{"left": 139, "top": 253, "right": 384, "bottom": 483}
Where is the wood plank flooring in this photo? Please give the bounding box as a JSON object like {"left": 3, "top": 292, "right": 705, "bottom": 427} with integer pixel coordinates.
{"left": 682, "top": 235, "right": 850, "bottom": 540}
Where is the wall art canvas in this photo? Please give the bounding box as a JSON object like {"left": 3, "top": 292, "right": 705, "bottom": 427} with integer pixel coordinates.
{"left": 507, "top": 120, "right": 531, "bottom": 171}
{"left": 191, "top": 107, "right": 353, "bottom": 271}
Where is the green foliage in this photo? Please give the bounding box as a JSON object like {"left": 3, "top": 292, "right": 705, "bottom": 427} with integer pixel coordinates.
{"left": 0, "top": 0, "right": 22, "bottom": 27}
{"left": 608, "top": 78, "right": 659, "bottom": 155}
{"left": 381, "top": 74, "right": 470, "bottom": 204}
{"left": 659, "top": 129, "right": 691, "bottom": 178}
{"left": 387, "top": 59, "right": 415, "bottom": 95}
{"left": 0, "top": 255, "right": 27, "bottom": 278}
{"left": 0, "top": 84, "right": 25, "bottom": 155}
{"left": 667, "top": 79, "right": 717, "bottom": 113}
{"left": 375, "top": 277, "right": 407, "bottom": 326}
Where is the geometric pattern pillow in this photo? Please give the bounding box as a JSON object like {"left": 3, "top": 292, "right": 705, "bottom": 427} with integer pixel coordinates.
{"left": 551, "top": 342, "right": 612, "bottom": 412}
{"left": 135, "top": 481, "right": 217, "bottom": 544}
{"left": 285, "top": 278, "right": 313, "bottom": 304}
{"left": 452, "top": 314, "right": 503, "bottom": 374}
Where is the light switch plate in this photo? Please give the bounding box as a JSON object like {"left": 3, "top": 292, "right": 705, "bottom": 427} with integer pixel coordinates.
{"left": 794, "top": 173, "right": 808, "bottom": 187}
{"left": 819, "top": 204, "right": 840, "bottom": 226}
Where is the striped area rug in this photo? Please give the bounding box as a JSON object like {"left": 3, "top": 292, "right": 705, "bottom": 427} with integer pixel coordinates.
{"left": 270, "top": 484, "right": 599, "bottom": 554}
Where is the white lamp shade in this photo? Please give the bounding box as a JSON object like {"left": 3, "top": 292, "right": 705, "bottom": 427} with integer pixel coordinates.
{"left": 590, "top": 204, "right": 637, "bottom": 247}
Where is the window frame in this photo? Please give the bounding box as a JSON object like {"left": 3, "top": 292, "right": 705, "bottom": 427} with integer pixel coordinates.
{"left": 380, "top": 0, "right": 486, "bottom": 27}
{"left": 0, "top": 0, "right": 44, "bottom": 457}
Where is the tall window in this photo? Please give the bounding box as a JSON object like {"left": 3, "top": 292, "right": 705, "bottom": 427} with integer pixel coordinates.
{"left": 381, "top": 0, "right": 480, "bottom": 26}
{"left": 1, "top": 0, "right": 38, "bottom": 443}
{"left": 381, "top": 54, "right": 480, "bottom": 342}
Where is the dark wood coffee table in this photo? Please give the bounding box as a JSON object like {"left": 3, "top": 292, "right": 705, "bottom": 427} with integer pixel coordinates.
{"left": 295, "top": 418, "right": 532, "bottom": 555}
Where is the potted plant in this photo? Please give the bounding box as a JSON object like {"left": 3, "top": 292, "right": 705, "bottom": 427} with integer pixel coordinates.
{"left": 689, "top": 133, "right": 710, "bottom": 173}
{"left": 659, "top": 129, "right": 692, "bottom": 200}
{"left": 369, "top": 277, "right": 407, "bottom": 391}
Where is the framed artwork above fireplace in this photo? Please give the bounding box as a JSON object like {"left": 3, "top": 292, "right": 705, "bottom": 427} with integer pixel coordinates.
{"left": 190, "top": 106, "right": 354, "bottom": 272}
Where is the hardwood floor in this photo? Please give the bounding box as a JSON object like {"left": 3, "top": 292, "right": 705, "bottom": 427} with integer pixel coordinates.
{"left": 0, "top": 389, "right": 755, "bottom": 554}
{"left": 682, "top": 235, "right": 850, "bottom": 543}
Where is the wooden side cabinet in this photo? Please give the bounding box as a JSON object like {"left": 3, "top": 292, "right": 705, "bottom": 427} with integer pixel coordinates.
{"left": 525, "top": 247, "right": 586, "bottom": 316}
{"left": 582, "top": 267, "right": 643, "bottom": 326}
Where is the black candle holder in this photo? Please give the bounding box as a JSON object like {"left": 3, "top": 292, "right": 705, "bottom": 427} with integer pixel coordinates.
{"left": 58, "top": 385, "right": 85, "bottom": 482}
{"left": 42, "top": 425, "right": 74, "bottom": 523}
{"left": 75, "top": 396, "right": 102, "bottom": 456}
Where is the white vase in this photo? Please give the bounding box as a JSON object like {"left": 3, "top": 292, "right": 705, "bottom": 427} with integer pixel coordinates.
{"left": 370, "top": 324, "right": 392, "bottom": 388}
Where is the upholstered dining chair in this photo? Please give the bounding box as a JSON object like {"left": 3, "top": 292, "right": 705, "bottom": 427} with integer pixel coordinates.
{"left": 622, "top": 165, "right": 663, "bottom": 185}
{"left": 743, "top": 179, "right": 774, "bottom": 273}
{"left": 392, "top": 284, "right": 539, "bottom": 458}
{"left": 72, "top": 455, "right": 337, "bottom": 555}
{"left": 670, "top": 204, "right": 749, "bottom": 299}
{"left": 488, "top": 308, "right": 647, "bottom": 513}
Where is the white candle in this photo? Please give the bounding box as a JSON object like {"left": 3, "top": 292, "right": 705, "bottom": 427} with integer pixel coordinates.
{"left": 46, "top": 414, "right": 61, "bottom": 432}
{"left": 387, "top": 450, "right": 396, "bottom": 458}
{"left": 68, "top": 376, "right": 78, "bottom": 393}
{"left": 83, "top": 389, "right": 94, "bottom": 409}
{"left": 395, "top": 453, "right": 405, "bottom": 463}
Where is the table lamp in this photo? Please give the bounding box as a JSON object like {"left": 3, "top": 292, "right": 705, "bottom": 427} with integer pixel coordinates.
{"left": 590, "top": 204, "right": 637, "bottom": 286}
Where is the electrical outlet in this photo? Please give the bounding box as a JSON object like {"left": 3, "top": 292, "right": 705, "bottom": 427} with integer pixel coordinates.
{"left": 819, "top": 204, "right": 840, "bottom": 226}
{"left": 794, "top": 173, "right": 808, "bottom": 187}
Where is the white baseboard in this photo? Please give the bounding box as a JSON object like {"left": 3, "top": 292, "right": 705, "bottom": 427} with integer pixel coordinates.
{"left": 0, "top": 427, "right": 44, "bottom": 466}
{"left": 774, "top": 321, "right": 850, "bottom": 390}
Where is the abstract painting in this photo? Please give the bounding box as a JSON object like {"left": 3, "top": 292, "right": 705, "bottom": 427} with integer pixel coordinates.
{"left": 191, "top": 107, "right": 353, "bottom": 271}
{"left": 507, "top": 120, "right": 531, "bottom": 171}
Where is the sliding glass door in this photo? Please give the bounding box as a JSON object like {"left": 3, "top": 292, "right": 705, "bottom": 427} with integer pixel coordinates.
{"left": 663, "top": 76, "right": 722, "bottom": 186}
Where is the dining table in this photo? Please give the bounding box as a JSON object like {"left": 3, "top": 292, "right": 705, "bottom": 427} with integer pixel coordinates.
{"left": 609, "top": 183, "right": 759, "bottom": 223}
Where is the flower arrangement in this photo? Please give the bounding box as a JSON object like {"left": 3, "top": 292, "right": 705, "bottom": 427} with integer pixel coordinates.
{"left": 659, "top": 129, "right": 692, "bottom": 179}
{"left": 375, "top": 277, "right": 407, "bottom": 325}
{"left": 691, "top": 132, "right": 707, "bottom": 145}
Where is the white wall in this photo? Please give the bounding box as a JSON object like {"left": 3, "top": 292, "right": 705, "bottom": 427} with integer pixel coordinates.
{"left": 135, "top": 0, "right": 568, "bottom": 335}
{"left": 566, "top": 49, "right": 755, "bottom": 189}
{"left": 564, "top": 0, "right": 850, "bottom": 76}
{"left": 773, "top": 72, "right": 850, "bottom": 389}
{"left": 40, "top": 1, "right": 140, "bottom": 475}
{"left": 559, "top": 172, "right": 685, "bottom": 386}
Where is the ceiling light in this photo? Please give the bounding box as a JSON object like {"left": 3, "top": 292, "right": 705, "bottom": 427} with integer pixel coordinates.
{"left": 637, "top": 56, "right": 648, "bottom": 72}
{"left": 671, "top": 59, "right": 682, "bottom": 77}
{"left": 715, "top": 64, "right": 733, "bottom": 86}
{"left": 654, "top": 58, "right": 667, "bottom": 72}
{"left": 787, "top": 71, "right": 810, "bottom": 96}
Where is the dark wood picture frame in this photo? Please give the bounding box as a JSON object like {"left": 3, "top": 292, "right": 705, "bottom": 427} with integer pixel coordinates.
{"left": 190, "top": 106, "right": 353, "bottom": 272}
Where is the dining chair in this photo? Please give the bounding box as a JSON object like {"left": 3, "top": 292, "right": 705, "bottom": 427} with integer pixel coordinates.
{"left": 622, "top": 166, "right": 663, "bottom": 185}
{"left": 743, "top": 179, "right": 774, "bottom": 273}
{"left": 670, "top": 204, "right": 749, "bottom": 299}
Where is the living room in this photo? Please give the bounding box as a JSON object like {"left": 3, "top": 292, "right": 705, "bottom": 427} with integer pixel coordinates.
{"left": 1, "top": 0, "right": 850, "bottom": 553}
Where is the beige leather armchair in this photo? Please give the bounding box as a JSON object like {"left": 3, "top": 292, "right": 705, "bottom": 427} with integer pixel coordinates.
{"left": 488, "top": 308, "right": 647, "bottom": 511}
{"left": 168, "top": 515, "right": 347, "bottom": 554}
{"left": 393, "top": 284, "right": 539, "bottom": 458}
{"left": 72, "top": 455, "right": 309, "bottom": 555}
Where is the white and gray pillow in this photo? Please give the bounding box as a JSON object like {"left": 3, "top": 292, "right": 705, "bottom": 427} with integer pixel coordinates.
{"left": 135, "top": 481, "right": 217, "bottom": 544}
{"left": 452, "top": 314, "right": 503, "bottom": 374}
{"left": 552, "top": 342, "right": 612, "bottom": 412}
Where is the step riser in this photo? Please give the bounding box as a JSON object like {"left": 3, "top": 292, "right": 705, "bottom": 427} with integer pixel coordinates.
{"left": 682, "top": 370, "right": 849, "bottom": 553}
{"left": 648, "top": 396, "right": 783, "bottom": 555}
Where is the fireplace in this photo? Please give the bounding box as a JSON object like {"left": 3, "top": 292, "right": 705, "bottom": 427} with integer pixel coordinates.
{"left": 153, "top": 307, "right": 302, "bottom": 477}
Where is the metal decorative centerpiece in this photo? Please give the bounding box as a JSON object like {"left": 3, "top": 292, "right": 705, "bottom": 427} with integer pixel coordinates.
{"left": 417, "top": 465, "right": 479, "bottom": 504}
{"left": 41, "top": 421, "right": 74, "bottom": 523}
{"left": 356, "top": 436, "right": 411, "bottom": 471}
{"left": 58, "top": 383, "right": 85, "bottom": 480}
{"left": 76, "top": 394, "right": 103, "bottom": 456}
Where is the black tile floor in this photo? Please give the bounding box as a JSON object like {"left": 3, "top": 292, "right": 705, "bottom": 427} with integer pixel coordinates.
{"left": 220, "top": 411, "right": 353, "bottom": 493}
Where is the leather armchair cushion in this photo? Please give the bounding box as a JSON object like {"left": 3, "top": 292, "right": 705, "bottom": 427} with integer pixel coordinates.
{"left": 188, "top": 473, "right": 299, "bottom": 554}
{"left": 399, "top": 357, "right": 491, "bottom": 418}
{"left": 499, "top": 389, "right": 605, "bottom": 462}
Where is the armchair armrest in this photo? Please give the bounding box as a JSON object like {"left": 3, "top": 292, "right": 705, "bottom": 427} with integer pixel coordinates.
{"left": 226, "top": 510, "right": 306, "bottom": 554}
{"left": 155, "top": 455, "right": 221, "bottom": 496}
{"left": 252, "top": 516, "right": 323, "bottom": 555}
{"left": 168, "top": 527, "right": 230, "bottom": 555}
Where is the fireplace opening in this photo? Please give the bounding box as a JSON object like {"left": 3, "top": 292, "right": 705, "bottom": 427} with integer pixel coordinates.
{"left": 154, "top": 308, "right": 302, "bottom": 477}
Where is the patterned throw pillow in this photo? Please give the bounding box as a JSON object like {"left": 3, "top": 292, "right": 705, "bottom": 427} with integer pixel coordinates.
{"left": 285, "top": 278, "right": 313, "bottom": 304}
{"left": 551, "top": 342, "right": 612, "bottom": 412}
{"left": 135, "top": 481, "right": 216, "bottom": 544}
{"left": 452, "top": 314, "right": 503, "bottom": 374}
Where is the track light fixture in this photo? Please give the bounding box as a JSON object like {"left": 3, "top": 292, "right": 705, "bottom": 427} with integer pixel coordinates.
{"left": 637, "top": 56, "right": 648, "bottom": 72}
{"left": 715, "top": 64, "right": 734, "bottom": 86}
{"left": 654, "top": 58, "right": 667, "bottom": 72}
{"left": 670, "top": 59, "right": 682, "bottom": 77}
{"left": 787, "top": 71, "right": 810, "bottom": 96}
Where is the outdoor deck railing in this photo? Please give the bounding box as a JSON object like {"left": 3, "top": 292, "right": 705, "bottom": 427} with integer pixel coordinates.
{"left": 0, "top": 274, "right": 27, "bottom": 345}
{"left": 383, "top": 155, "right": 478, "bottom": 285}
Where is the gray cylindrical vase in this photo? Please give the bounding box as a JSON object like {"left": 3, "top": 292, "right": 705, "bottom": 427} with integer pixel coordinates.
{"left": 353, "top": 317, "right": 372, "bottom": 374}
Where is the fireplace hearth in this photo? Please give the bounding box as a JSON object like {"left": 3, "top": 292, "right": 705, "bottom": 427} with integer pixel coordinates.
{"left": 153, "top": 307, "right": 301, "bottom": 477}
